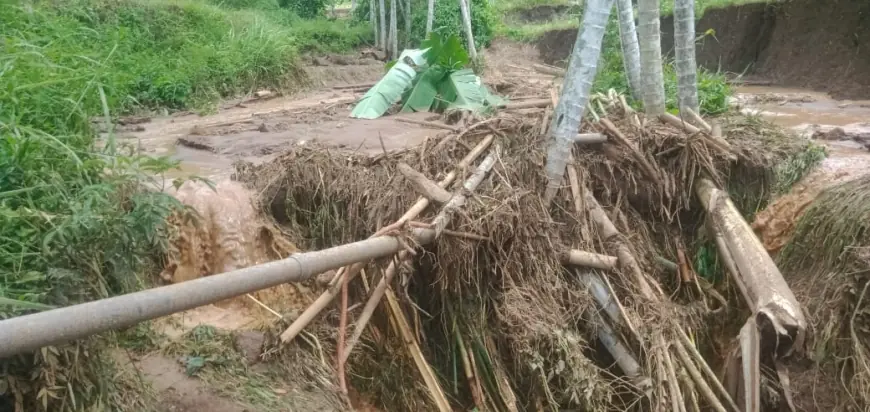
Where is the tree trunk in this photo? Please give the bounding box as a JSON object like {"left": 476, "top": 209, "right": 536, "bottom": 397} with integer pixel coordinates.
{"left": 405, "top": 0, "right": 411, "bottom": 47}
{"left": 674, "top": 0, "right": 700, "bottom": 113}
{"left": 379, "top": 0, "right": 387, "bottom": 51}
{"left": 351, "top": 0, "right": 357, "bottom": 12}
{"left": 543, "top": 0, "right": 614, "bottom": 202}
{"left": 457, "top": 0, "right": 478, "bottom": 60}
{"left": 426, "top": 0, "right": 436, "bottom": 35}
{"left": 371, "top": 0, "right": 379, "bottom": 48}
{"left": 389, "top": 0, "right": 398, "bottom": 59}
{"left": 637, "top": 0, "right": 666, "bottom": 115}
{"left": 614, "top": 0, "right": 642, "bottom": 100}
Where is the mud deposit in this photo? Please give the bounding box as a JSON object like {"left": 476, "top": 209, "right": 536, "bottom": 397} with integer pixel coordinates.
{"left": 538, "top": 0, "right": 870, "bottom": 99}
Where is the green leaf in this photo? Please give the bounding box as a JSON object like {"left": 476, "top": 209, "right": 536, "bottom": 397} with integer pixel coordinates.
{"left": 185, "top": 356, "right": 205, "bottom": 376}
{"left": 440, "top": 69, "right": 494, "bottom": 113}
{"left": 351, "top": 49, "right": 430, "bottom": 119}
{"left": 0, "top": 297, "right": 55, "bottom": 311}
{"left": 401, "top": 66, "right": 448, "bottom": 113}
{"left": 421, "top": 33, "right": 469, "bottom": 70}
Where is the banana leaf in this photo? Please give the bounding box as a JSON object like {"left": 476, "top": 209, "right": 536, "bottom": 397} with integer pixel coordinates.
{"left": 438, "top": 69, "right": 504, "bottom": 113}
{"left": 351, "top": 48, "right": 429, "bottom": 119}
{"left": 401, "top": 65, "right": 447, "bottom": 113}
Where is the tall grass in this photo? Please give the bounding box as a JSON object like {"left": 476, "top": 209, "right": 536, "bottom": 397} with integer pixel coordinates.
{"left": 0, "top": 0, "right": 370, "bottom": 409}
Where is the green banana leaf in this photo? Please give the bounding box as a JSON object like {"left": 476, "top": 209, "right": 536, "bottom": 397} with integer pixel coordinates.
{"left": 350, "top": 48, "right": 429, "bottom": 119}
{"left": 401, "top": 66, "right": 447, "bottom": 113}
{"left": 438, "top": 69, "right": 505, "bottom": 113}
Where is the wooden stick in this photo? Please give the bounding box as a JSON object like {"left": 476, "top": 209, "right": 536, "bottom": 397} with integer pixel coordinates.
{"left": 500, "top": 99, "right": 552, "bottom": 110}
{"left": 342, "top": 149, "right": 499, "bottom": 363}
{"left": 333, "top": 82, "right": 376, "bottom": 90}
{"left": 683, "top": 107, "right": 712, "bottom": 133}
{"left": 572, "top": 133, "right": 607, "bottom": 144}
{"left": 600, "top": 119, "right": 663, "bottom": 188}
{"left": 279, "top": 135, "right": 495, "bottom": 344}
{"left": 531, "top": 63, "right": 566, "bottom": 77}
{"left": 395, "top": 117, "right": 460, "bottom": 132}
{"left": 664, "top": 346, "right": 687, "bottom": 412}
{"left": 408, "top": 221, "right": 489, "bottom": 241}
{"left": 660, "top": 113, "right": 734, "bottom": 159}
{"left": 398, "top": 163, "right": 452, "bottom": 203}
{"left": 562, "top": 249, "right": 618, "bottom": 270}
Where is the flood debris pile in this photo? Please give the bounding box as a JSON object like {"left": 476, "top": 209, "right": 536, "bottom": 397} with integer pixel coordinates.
{"left": 235, "top": 90, "right": 822, "bottom": 411}
{"left": 777, "top": 176, "right": 870, "bottom": 410}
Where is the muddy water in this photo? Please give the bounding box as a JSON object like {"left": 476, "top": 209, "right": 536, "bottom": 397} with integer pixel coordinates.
{"left": 737, "top": 85, "right": 870, "bottom": 252}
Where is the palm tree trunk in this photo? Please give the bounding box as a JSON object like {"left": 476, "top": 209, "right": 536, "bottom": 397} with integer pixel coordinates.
{"left": 389, "top": 0, "right": 398, "bottom": 59}
{"left": 379, "top": 0, "right": 387, "bottom": 51}
{"left": 426, "top": 0, "right": 436, "bottom": 35}
{"left": 674, "top": 0, "right": 699, "bottom": 113}
{"left": 457, "top": 0, "right": 478, "bottom": 60}
{"left": 614, "top": 0, "right": 642, "bottom": 100}
{"left": 544, "top": 0, "right": 614, "bottom": 202}
{"left": 637, "top": 0, "right": 666, "bottom": 115}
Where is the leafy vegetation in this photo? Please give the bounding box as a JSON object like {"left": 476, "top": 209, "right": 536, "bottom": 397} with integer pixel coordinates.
{"left": 351, "top": 33, "right": 502, "bottom": 119}
{"left": 0, "top": 0, "right": 370, "bottom": 409}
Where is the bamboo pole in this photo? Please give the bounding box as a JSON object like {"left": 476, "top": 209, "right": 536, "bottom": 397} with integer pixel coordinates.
{"left": 342, "top": 149, "right": 499, "bottom": 362}
{"left": 279, "top": 135, "right": 494, "bottom": 344}
{"left": 563, "top": 249, "right": 618, "bottom": 270}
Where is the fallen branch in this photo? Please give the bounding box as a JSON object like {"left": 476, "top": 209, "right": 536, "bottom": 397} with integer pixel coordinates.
{"left": 660, "top": 113, "right": 734, "bottom": 159}
{"left": 398, "top": 163, "right": 452, "bottom": 203}
{"left": 408, "top": 221, "right": 490, "bottom": 241}
{"left": 279, "top": 135, "right": 495, "bottom": 344}
{"left": 500, "top": 99, "right": 552, "bottom": 110}
{"left": 333, "top": 82, "right": 377, "bottom": 90}
{"left": 674, "top": 339, "right": 729, "bottom": 412}
{"left": 677, "top": 328, "right": 741, "bottom": 412}
{"left": 395, "top": 117, "right": 461, "bottom": 132}
{"left": 572, "top": 133, "right": 607, "bottom": 144}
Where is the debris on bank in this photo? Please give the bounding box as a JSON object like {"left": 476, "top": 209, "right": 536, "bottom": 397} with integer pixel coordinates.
{"left": 236, "top": 82, "right": 826, "bottom": 411}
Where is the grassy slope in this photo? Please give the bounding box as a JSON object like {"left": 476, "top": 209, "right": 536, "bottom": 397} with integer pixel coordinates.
{"left": 0, "top": 0, "right": 369, "bottom": 410}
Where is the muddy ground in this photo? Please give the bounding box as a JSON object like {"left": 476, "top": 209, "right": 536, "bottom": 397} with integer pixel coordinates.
{"left": 537, "top": 0, "right": 870, "bottom": 99}
{"left": 120, "top": 36, "right": 870, "bottom": 411}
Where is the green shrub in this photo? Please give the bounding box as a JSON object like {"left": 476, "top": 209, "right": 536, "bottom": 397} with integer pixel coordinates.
{"left": 279, "top": 0, "right": 327, "bottom": 18}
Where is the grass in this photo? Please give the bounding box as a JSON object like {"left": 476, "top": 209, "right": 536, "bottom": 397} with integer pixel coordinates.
{"left": 0, "top": 0, "right": 370, "bottom": 410}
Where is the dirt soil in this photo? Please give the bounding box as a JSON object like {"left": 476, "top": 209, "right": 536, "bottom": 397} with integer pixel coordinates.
{"left": 539, "top": 0, "right": 870, "bottom": 99}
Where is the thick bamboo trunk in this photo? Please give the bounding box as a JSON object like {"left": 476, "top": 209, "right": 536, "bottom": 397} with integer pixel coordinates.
{"left": 614, "top": 0, "right": 642, "bottom": 100}
{"left": 674, "top": 0, "right": 699, "bottom": 113}
{"left": 379, "top": 0, "right": 387, "bottom": 52}
{"left": 458, "top": 0, "right": 478, "bottom": 60}
{"left": 543, "top": 0, "right": 614, "bottom": 202}
{"left": 695, "top": 178, "right": 806, "bottom": 352}
{"left": 389, "top": 0, "right": 398, "bottom": 59}
{"left": 371, "top": 0, "right": 379, "bottom": 48}
{"left": 637, "top": 0, "right": 666, "bottom": 115}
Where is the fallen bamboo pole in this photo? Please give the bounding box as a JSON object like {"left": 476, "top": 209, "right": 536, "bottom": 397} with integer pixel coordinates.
{"left": 683, "top": 108, "right": 712, "bottom": 133}
{"left": 342, "top": 149, "right": 500, "bottom": 362}
{"left": 676, "top": 330, "right": 741, "bottom": 412}
{"left": 0, "top": 228, "right": 437, "bottom": 358}
{"left": 695, "top": 178, "right": 806, "bottom": 352}
{"left": 531, "top": 63, "right": 566, "bottom": 77}
{"left": 659, "top": 113, "right": 734, "bottom": 159}
{"left": 563, "top": 249, "right": 618, "bottom": 270}
{"left": 279, "top": 135, "right": 495, "bottom": 344}
{"left": 500, "top": 99, "right": 552, "bottom": 110}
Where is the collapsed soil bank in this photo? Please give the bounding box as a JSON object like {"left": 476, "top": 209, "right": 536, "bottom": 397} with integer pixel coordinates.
{"left": 537, "top": 0, "right": 870, "bottom": 99}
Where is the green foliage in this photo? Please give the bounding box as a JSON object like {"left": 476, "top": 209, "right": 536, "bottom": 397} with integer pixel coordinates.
{"left": 422, "top": 31, "right": 469, "bottom": 69}
{"left": 351, "top": 49, "right": 429, "bottom": 118}
{"left": 279, "top": 0, "right": 327, "bottom": 18}
{"left": 207, "top": 0, "right": 280, "bottom": 10}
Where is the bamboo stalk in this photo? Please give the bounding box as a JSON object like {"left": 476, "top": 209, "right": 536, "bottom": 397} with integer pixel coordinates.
{"left": 563, "top": 249, "right": 618, "bottom": 270}
{"left": 398, "top": 163, "right": 452, "bottom": 203}
{"left": 674, "top": 338, "right": 729, "bottom": 412}
{"left": 531, "top": 63, "right": 566, "bottom": 77}
{"left": 572, "top": 133, "right": 608, "bottom": 144}
{"left": 500, "top": 99, "right": 552, "bottom": 110}
{"left": 384, "top": 287, "right": 452, "bottom": 411}
{"left": 660, "top": 113, "right": 734, "bottom": 159}
{"left": 676, "top": 330, "right": 741, "bottom": 412}
{"left": 739, "top": 319, "right": 761, "bottom": 412}
{"left": 683, "top": 107, "right": 712, "bottom": 133}
{"left": 664, "top": 346, "right": 687, "bottom": 412}
{"left": 342, "top": 149, "right": 499, "bottom": 363}
{"left": 279, "top": 135, "right": 494, "bottom": 344}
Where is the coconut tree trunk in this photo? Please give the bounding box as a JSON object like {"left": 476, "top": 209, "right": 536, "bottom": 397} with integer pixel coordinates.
{"left": 457, "top": 0, "right": 478, "bottom": 60}
{"left": 371, "top": 0, "right": 379, "bottom": 48}
{"left": 389, "top": 0, "right": 398, "bottom": 59}
{"left": 379, "top": 0, "right": 387, "bottom": 51}
{"left": 543, "top": 0, "right": 614, "bottom": 202}
{"left": 637, "top": 0, "right": 666, "bottom": 115}
{"left": 615, "top": 0, "right": 642, "bottom": 100}
{"left": 674, "top": 0, "right": 699, "bottom": 113}
{"left": 426, "top": 0, "right": 436, "bottom": 35}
